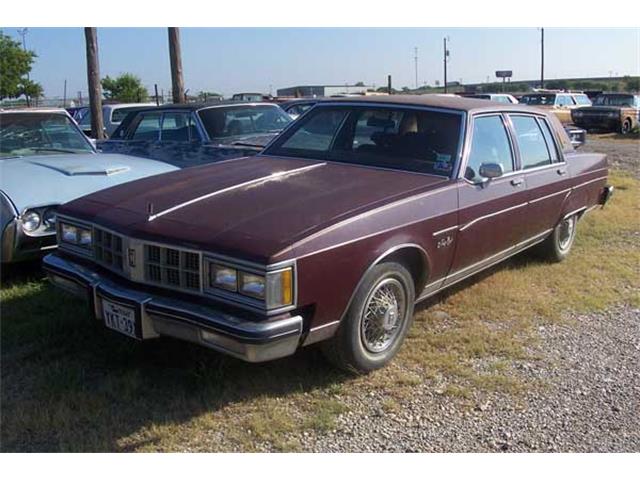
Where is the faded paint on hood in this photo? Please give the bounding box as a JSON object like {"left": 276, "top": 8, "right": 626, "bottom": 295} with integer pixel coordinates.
{"left": 59, "top": 155, "right": 448, "bottom": 263}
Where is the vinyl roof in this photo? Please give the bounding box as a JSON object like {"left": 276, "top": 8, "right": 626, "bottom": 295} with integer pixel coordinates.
{"left": 325, "top": 94, "right": 546, "bottom": 114}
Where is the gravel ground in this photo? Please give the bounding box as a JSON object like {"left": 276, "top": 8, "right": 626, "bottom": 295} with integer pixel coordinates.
{"left": 288, "top": 305, "right": 640, "bottom": 452}
{"left": 582, "top": 134, "right": 639, "bottom": 177}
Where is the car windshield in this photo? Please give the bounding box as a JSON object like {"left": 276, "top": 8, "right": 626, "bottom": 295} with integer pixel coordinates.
{"left": 198, "top": 105, "right": 292, "bottom": 142}
{"left": 0, "top": 112, "right": 94, "bottom": 158}
{"left": 593, "top": 95, "right": 635, "bottom": 107}
{"left": 520, "top": 94, "right": 556, "bottom": 106}
{"left": 264, "top": 105, "right": 463, "bottom": 177}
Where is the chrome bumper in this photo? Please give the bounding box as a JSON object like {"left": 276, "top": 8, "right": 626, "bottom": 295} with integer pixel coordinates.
{"left": 43, "top": 253, "right": 303, "bottom": 362}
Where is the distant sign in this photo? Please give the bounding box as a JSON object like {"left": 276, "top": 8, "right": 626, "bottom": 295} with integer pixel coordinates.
{"left": 496, "top": 70, "right": 513, "bottom": 78}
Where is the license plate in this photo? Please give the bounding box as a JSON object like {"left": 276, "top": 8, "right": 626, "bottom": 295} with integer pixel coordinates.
{"left": 102, "top": 299, "right": 139, "bottom": 339}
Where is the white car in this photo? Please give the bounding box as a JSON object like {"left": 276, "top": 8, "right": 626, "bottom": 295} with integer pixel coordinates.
{"left": 464, "top": 93, "right": 519, "bottom": 104}
{"left": 78, "top": 102, "right": 156, "bottom": 138}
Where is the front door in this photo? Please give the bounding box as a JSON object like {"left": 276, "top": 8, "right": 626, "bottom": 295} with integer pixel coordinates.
{"left": 448, "top": 114, "right": 529, "bottom": 284}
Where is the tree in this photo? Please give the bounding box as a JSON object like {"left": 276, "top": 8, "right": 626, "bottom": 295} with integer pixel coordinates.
{"left": 22, "top": 79, "right": 44, "bottom": 102}
{"left": 622, "top": 76, "right": 640, "bottom": 92}
{"left": 0, "top": 31, "right": 37, "bottom": 100}
{"left": 101, "top": 73, "right": 148, "bottom": 102}
{"left": 197, "top": 91, "right": 222, "bottom": 102}
{"left": 354, "top": 81, "right": 365, "bottom": 86}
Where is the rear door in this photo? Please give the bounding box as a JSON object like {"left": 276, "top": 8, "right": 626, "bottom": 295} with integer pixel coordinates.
{"left": 449, "top": 113, "right": 528, "bottom": 281}
{"left": 508, "top": 114, "right": 571, "bottom": 238}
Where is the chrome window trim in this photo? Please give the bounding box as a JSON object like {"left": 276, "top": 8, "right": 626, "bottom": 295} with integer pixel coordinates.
{"left": 56, "top": 215, "right": 298, "bottom": 316}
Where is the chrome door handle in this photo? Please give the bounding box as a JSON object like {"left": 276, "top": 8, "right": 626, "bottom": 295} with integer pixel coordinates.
{"left": 557, "top": 168, "right": 567, "bottom": 176}
{"left": 511, "top": 178, "right": 524, "bottom": 187}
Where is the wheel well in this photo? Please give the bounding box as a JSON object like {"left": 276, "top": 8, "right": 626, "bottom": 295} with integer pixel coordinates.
{"left": 380, "top": 247, "right": 429, "bottom": 295}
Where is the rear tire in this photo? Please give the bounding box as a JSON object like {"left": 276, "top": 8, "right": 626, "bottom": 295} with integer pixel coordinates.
{"left": 321, "top": 262, "right": 415, "bottom": 374}
{"left": 536, "top": 214, "right": 578, "bottom": 262}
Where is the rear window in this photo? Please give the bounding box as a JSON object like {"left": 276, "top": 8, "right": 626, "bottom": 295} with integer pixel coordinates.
{"left": 520, "top": 94, "right": 556, "bottom": 106}
{"left": 265, "top": 105, "right": 463, "bottom": 176}
{"left": 198, "top": 105, "right": 291, "bottom": 140}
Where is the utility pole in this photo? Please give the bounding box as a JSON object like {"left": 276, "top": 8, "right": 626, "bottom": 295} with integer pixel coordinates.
{"left": 414, "top": 47, "right": 419, "bottom": 90}
{"left": 168, "top": 27, "right": 186, "bottom": 104}
{"left": 84, "top": 27, "right": 105, "bottom": 139}
{"left": 540, "top": 28, "right": 545, "bottom": 89}
{"left": 387, "top": 74, "right": 392, "bottom": 95}
{"left": 443, "top": 37, "right": 449, "bottom": 94}
{"left": 63, "top": 79, "right": 67, "bottom": 108}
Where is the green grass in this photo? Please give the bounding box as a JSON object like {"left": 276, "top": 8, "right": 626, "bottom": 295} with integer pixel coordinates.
{"left": 1, "top": 167, "right": 638, "bottom": 452}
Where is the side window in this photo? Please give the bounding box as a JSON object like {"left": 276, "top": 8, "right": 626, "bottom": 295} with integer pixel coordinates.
{"left": 161, "top": 112, "right": 195, "bottom": 142}
{"left": 575, "top": 95, "right": 591, "bottom": 106}
{"left": 510, "top": 116, "right": 552, "bottom": 170}
{"left": 465, "top": 115, "right": 514, "bottom": 182}
{"left": 538, "top": 118, "right": 559, "bottom": 163}
{"left": 131, "top": 113, "right": 161, "bottom": 141}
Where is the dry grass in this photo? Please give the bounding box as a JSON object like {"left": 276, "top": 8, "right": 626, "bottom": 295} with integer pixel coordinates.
{"left": 1, "top": 168, "right": 638, "bottom": 452}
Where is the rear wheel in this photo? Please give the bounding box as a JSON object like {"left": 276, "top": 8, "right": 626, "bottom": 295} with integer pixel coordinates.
{"left": 621, "top": 118, "right": 633, "bottom": 135}
{"left": 321, "top": 262, "right": 415, "bottom": 374}
{"left": 536, "top": 214, "right": 578, "bottom": 262}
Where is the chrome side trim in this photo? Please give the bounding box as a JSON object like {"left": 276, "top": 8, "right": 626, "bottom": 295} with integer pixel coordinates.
{"left": 147, "top": 163, "right": 326, "bottom": 222}
{"left": 416, "top": 228, "right": 552, "bottom": 303}
{"left": 529, "top": 188, "right": 571, "bottom": 204}
{"left": 432, "top": 225, "right": 459, "bottom": 237}
{"left": 459, "top": 202, "right": 528, "bottom": 232}
{"left": 302, "top": 320, "right": 341, "bottom": 346}
{"left": 563, "top": 206, "right": 588, "bottom": 220}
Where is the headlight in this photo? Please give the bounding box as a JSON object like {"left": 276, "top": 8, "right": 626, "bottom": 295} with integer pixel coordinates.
{"left": 206, "top": 260, "right": 294, "bottom": 310}
{"left": 60, "top": 221, "right": 92, "bottom": 249}
{"left": 608, "top": 112, "right": 617, "bottom": 118}
{"left": 43, "top": 209, "right": 57, "bottom": 228}
{"left": 210, "top": 264, "right": 237, "bottom": 291}
{"left": 239, "top": 272, "right": 266, "bottom": 299}
{"left": 573, "top": 111, "right": 583, "bottom": 117}
{"left": 21, "top": 210, "right": 41, "bottom": 232}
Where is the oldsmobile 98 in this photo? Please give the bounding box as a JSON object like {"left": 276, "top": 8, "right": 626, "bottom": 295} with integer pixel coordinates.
{"left": 44, "top": 96, "right": 613, "bottom": 373}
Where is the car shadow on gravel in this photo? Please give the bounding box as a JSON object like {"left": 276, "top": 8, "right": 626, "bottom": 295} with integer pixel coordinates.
{"left": 0, "top": 249, "right": 543, "bottom": 452}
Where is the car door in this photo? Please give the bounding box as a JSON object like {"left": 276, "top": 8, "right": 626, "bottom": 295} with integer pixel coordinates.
{"left": 554, "top": 95, "right": 575, "bottom": 123}
{"left": 156, "top": 111, "right": 203, "bottom": 166}
{"left": 448, "top": 113, "right": 528, "bottom": 283}
{"left": 509, "top": 114, "right": 571, "bottom": 238}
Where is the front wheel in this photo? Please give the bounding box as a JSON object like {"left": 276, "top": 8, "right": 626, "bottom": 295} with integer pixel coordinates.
{"left": 621, "top": 118, "right": 633, "bottom": 135}
{"left": 536, "top": 214, "right": 578, "bottom": 262}
{"left": 321, "top": 262, "right": 415, "bottom": 374}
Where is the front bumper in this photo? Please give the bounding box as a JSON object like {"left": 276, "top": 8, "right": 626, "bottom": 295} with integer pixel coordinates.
{"left": 43, "top": 253, "right": 304, "bottom": 362}
{"left": 599, "top": 185, "right": 614, "bottom": 207}
{"left": 564, "top": 126, "right": 586, "bottom": 148}
{"left": 573, "top": 116, "right": 620, "bottom": 132}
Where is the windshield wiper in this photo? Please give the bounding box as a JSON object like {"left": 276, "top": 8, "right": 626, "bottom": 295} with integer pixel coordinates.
{"left": 33, "top": 147, "right": 81, "bottom": 154}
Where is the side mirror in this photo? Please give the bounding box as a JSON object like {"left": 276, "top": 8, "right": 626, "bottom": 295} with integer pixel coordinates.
{"left": 479, "top": 162, "right": 504, "bottom": 180}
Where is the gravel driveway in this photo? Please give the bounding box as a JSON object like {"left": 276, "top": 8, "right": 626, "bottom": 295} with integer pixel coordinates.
{"left": 290, "top": 305, "right": 640, "bottom": 452}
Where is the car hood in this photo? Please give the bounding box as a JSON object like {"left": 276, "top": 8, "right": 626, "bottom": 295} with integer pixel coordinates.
{"left": 0, "top": 153, "right": 178, "bottom": 212}
{"left": 59, "top": 155, "right": 448, "bottom": 263}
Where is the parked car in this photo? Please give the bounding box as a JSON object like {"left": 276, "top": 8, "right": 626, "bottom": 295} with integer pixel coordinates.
{"left": 99, "top": 102, "right": 293, "bottom": 167}
{"left": 280, "top": 98, "right": 325, "bottom": 119}
{"left": 79, "top": 103, "right": 156, "bottom": 138}
{"left": 461, "top": 93, "right": 519, "bottom": 104}
{"left": 231, "top": 93, "right": 273, "bottom": 102}
{"left": 66, "top": 106, "right": 89, "bottom": 123}
{"left": 44, "top": 96, "right": 612, "bottom": 372}
{"left": 519, "top": 91, "right": 592, "bottom": 124}
{"left": 571, "top": 93, "right": 640, "bottom": 134}
{"left": 0, "top": 109, "right": 178, "bottom": 263}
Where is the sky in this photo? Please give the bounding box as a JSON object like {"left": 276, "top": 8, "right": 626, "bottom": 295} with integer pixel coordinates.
{"left": 4, "top": 27, "right": 639, "bottom": 99}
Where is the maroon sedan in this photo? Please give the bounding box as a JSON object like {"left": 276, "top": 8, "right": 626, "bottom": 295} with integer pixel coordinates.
{"left": 44, "top": 96, "right": 613, "bottom": 373}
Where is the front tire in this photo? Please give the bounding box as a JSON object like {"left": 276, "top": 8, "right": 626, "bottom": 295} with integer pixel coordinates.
{"left": 536, "top": 214, "right": 578, "bottom": 262}
{"left": 321, "top": 262, "right": 415, "bottom": 374}
{"left": 621, "top": 118, "right": 633, "bottom": 135}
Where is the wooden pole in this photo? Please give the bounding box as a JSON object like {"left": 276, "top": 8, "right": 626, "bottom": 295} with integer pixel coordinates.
{"left": 168, "top": 28, "right": 186, "bottom": 104}
{"left": 540, "top": 28, "right": 545, "bottom": 89}
{"left": 387, "top": 74, "right": 392, "bottom": 95}
{"left": 84, "top": 27, "right": 104, "bottom": 139}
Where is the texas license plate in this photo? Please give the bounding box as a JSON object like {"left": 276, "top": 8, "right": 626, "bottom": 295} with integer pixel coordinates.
{"left": 102, "top": 299, "right": 139, "bottom": 339}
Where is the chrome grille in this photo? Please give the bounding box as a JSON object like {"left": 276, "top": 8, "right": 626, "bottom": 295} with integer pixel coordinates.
{"left": 144, "top": 245, "right": 201, "bottom": 291}
{"left": 94, "top": 227, "right": 124, "bottom": 271}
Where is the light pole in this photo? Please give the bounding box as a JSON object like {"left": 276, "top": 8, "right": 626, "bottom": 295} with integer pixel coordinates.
{"left": 443, "top": 37, "right": 450, "bottom": 93}
{"left": 17, "top": 28, "right": 31, "bottom": 106}
{"left": 540, "top": 28, "right": 545, "bottom": 89}
{"left": 414, "top": 47, "right": 419, "bottom": 90}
